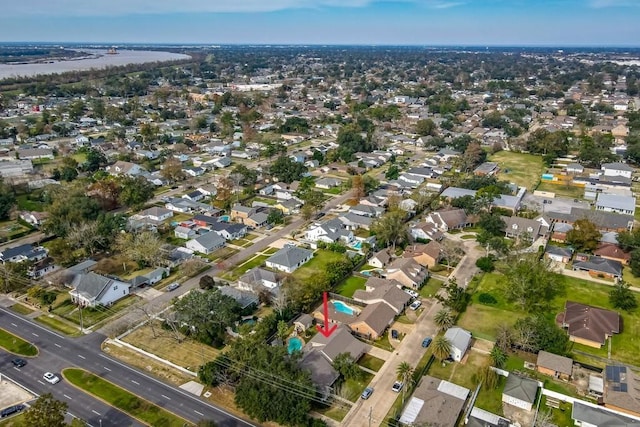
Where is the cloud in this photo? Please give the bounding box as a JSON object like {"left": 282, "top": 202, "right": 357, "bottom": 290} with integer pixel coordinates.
{"left": 589, "top": 0, "right": 640, "bottom": 7}
{"left": 0, "top": 0, "right": 466, "bottom": 16}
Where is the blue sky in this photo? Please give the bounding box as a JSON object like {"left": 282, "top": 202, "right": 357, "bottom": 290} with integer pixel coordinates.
{"left": 1, "top": 0, "right": 639, "bottom": 46}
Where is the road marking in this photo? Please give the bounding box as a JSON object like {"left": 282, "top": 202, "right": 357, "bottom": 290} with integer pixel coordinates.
{"left": 77, "top": 354, "right": 86, "bottom": 359}
{"left": 194, "top": 410, "right": 204, "bottom": 416}
{"left": 54, "top": 343, "right": 62, "bottom": 348}
{"left": 161, "top": 394, "right": 170, "bottom": 400}
{"left": 32, "top": 332, "right": 39, "bottom": 337}
{"left": 64, "top": 394, "right": 72, "bottom": 399}
{"left": 13, "top": 367, "right": 20, "bottom": 371}
{"left": 92, "top": 410, "right": 101, "bottom": 416}
{"left": 131, "top": 380, "right": 140, "bottom": 385}
{"left": 37, "top": 380, "right": 45, "bottom": 385}
{"left": 0, "top": 307, "right": 66, "bottom": 340}
{"left": 10, "top": 322, "right": 17, "bottom": 327}
{"left": 103, "top": 366, "right": 111, "bottom": 372}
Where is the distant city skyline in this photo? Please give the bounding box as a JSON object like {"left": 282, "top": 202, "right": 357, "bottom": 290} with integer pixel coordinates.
{"left": 1, "top": 0, "right": 639, "bottom": 46}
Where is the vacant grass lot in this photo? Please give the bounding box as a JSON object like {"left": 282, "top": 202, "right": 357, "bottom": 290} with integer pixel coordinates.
{"left": 489, "top": 151, "right": 544, "bottom": 191}
{"left": 63, "top": 368, "right": 186, "bottom": 427}
{"left": 0, "top": 221, "right": 31, "bottom": 241}
{"left": 223, "top": 254, "right": 269, "bottom": 281}
{"left": 122, "top": 324, "right": 219, "bottom": 372}
{"left": 34, "top": 315, "right": 81, "bottom": 336}
{"left": 0, "top": 328, "right": 37, "bottom": 356}
{"left": 335, "top": 275, "right": 367, "bottom": 298}
{"left": 292, "top": 250, "right": 344, "bottom": 282}
{"left": 458, "top": 272, "right": 640, "bottom": 365}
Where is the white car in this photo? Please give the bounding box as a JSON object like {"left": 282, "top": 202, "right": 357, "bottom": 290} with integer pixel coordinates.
{"left": 403, "top": 288, "right": 419, "bottom": 298}
{"left": 409, "top": 300, "right": 422, "bottom": 310}
{"left": 43, "top": 372, "right": 60, "bottom": 385}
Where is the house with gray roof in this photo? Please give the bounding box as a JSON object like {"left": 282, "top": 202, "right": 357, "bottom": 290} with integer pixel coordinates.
{"left": 443, "top": 327, "right": 472, "bottom": 362}
{"left": 349, "top": 301, "right": 396, "bottom": 340}
{"left": 338, "top": 212, "right": 373, "bottom": 230}
{"left": 596, "top": 193, "right": 636, "bottom": 216}
{"left": 185, "top": 231, "right": 225, "bottom": 255}
{"left": 353, "top": 278, "right": 411, "bottom": 314}
{"left": 265, "top": 246, "right": 314, "bottom": 273}
{"left": 502, "top": 216, "right": 549, "bottom": 241}
{"left": 349, "top": 204, "right": 385, "bottom": 218}
{"left": 573, "top": 256, "right": 623, "bottom": 279}
{"left": 299, "top": 351, "right": 340, "bottom": 398}
{"left": 572, "top": 401, "right": 640, "bottom": 427}
{"left": 399, "top": 376, "right": 469, "bottom": 427}
{"left": 545, "top": 245, "right": 573, "bottom": 263}
{"left": 69, "top": 272, "right": 131, "bottom": 307}
{"left": 536, "top": 351, "right": 573, "bottom": 380}
{"left": 219, "top": 286, "right": 259, "bottom": 310}
{"left": 306, "top": 326, "right": 367, "bottom": 362}
{"left": 602, "top": 162, "right": 634, "bottom": 179}
{"left": 305, "top": 218, "right": 353, "bottom": 245}
{"left": 0, "top": 244, "right": 48, "bottom": 264}
{"left": 238, "top": 267, "right": 280, "bottom": 291}
{"left": 315, "top": 177, "right": 342, "bottom": 189}
{"left": 502, "top": 374, "right": 539, "bottom": 411}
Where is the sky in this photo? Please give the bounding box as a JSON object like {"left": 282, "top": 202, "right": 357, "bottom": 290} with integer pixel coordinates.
{"left": 1, "top": 0, "right": 639, "bottom": 46}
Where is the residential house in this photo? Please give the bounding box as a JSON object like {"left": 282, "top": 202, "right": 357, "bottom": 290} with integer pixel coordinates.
{"left": 368, "top": 249, "right": 391, "bottom": 268}
{"left": 558, "top": 301, "right": 620, "bottom": 348}
{"left": 467, "top": 408, "right": 512, "bottom": 427}
{"left": 573, "top": 256, "right": 623, "bottom": 279}
{"left": 0, "top": 244, "right": 48, "bottom": 263}
{"left": 129, "top": 267, "right": 169, "bottom": 288}
{"left": 258, "top": 185, "right": 274, "bottom": 196}
{"left": 230, "top": 204, "right": 258, "bottom": 224}
{"left": 338, "top": 213, "right": 374, "bottom": 231}
{"left": 566, "top": 163, "right": 585, "bottom": 174}
{"left": 410, "top": 222, "right": 444, "bottom": 242}
{"left": 572, "top": 401, "right": 640, "bottom": 427}
{"left": 603, "top": 365, "right": 640, "bottom": 418}
{"left": 474, "top": 162, "right": 499, "bottom": 176}
{"left": 443, "top": 327, "right": 472, "bottom": 362}
{"left": 306, "top": 326, "right": 367, "bottom": 363}
{"left": 246, "top": 212, "right": 269, "bottom": 228}
{"left": 105, "top": 160, "right": 144, "bottom": 176}
{"left": 305, "top": 218, "right": 353, "bottom": 244}
{"left": 349, "top": 301, "right": 397, "bottom": 340}
{"left": 502, "top": 374, "right": 539, "bottom": 411}
{"left": 212, "top": 157, "right": 232, "bottom": 169}
{"left": 68, "top": 259, "right": 98, "bottom": 275}
{"left": 174, "top": 225, "right": 196, "bottom": 240}
{"left": 69, "top": 272, "right": 131, "bottom": 307}
{"left": 545, "top": 245, "right": 573, "bottom": 264}
{"left": 551, "top": 222, "right": 573, "bottom": 243}
{"left": 601, "top": 163, "right": 634, "bottom": 179}
{"left": 385, "top": 258, "right": 429, "bottom": 289}
{"left": 315, "top": 177, "right": 342, "bottom": 189}
{"left": 547, "top": 207, "right": 634, "bottom": 233}
{"left": 209, "top": 222, "right": 247, "bottom": 241}
{"left": 349, "top": 204, "right": 384, "bottom": 218}
{"left": 596, "top": 194, "right": 636, "bottom": 216}
{"left": 402, "top": 241, "right": 443, "bottom": 268}
{"left": 265, "top": 246, "right": 314, "bottom": 273}
{"left": 502, "top": 216, "right": 549, "bottom": 241}
{"left": 353, "top": 278, "right": 411, "bottom": 314}
{"left": 28, "top": 258, "right": 56, "bottom": 279}
{"left": 536, "top": 351, "right": 573, "bottom": 381}
{"left": 138, "top": 207, "right": 173, "bottom": 222}
{"left": 192, "top": 214, "right": 221, "bottom": 228}
{"left": 219, "top": 286, "right": 259, "bottom": 310}
{"left": 238, "top": 267, "right": 280, "bottom": 291}
{"left": 19, "top": 211, "right": 48, "bottom": 227}
{"left": 426, "top": 209, "right": 473, "bottom": 232}
{"left": 398, "top": 376, "right": 469, "bottom": 427}
{"left": 274, "top": 199, "right": 302, "bottom": 215}
{"left": 294, "top": 313, "right": 314, "bottom": 332}
{"left": 17, "top": 148, "right": 54, "bottom": 160}
{"left": 594, "top": 243, "right": 631, "bottom": 265}
{"left": 182, "top": 190, "right": 205, "bottom": 202}
{"left": 185, "top": 231, "right": 225, "bottom": 255}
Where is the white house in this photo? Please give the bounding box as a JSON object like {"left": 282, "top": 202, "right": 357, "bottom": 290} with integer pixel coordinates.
{"left": 265, "top": 246, "right": 314, "bottom": 273}
{"left": 601, "top": 162, "right": 634, "bottom": 179}
{"left": 138, "top": 207, "right": 173, "bottom": 222}
{"left": 443, "top": 327, "right": 472, "bottom": 362}
{"left": 305, "top": 218, "right": 353, "bottom": 244}
{"left": 185, "top": 231, "right": 225, "bottom": 254}
{"left": 69, "top": 272, "right": 131, "bottom": 307}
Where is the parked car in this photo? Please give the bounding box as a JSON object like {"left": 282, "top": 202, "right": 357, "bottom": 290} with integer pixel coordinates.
{"left": 43, "top": 372, "right": 60, "bottom": 385}
{"left": 11, "top": 358, "right": 26, "bottom": 368}
{"left": 391, "top": 381, "right": 404, "bottom": 393}
{"left": 391, "top": 329, "right": 399, "bottom": 339}
{"left": 403, "top": 288, "right": 418, "bottom": 299}
{"left": 166, "top": 282, "right": 180, "bottom": 291}
{"left": 1, "top": 404, "right": 25, "bottom": 418}
{"left": 422, "top": 337, "right": 432, "bottom": 348}
{"left": 409, "top": 300, "right": 422, "bottom": 310}
{"left": 361, "top": 387, "right": 374, "bottom": 400}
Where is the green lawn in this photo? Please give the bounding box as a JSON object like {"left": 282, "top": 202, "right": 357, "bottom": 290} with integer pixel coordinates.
{"left": 51, "top": 295, "right": 139, "bottom": 328}
{"left": 0, "top": 221, "right": 31, "bottom": 240}
{"left": 9, "top": 303, "right": 35, "bottom": 315}
{"left": 419, "top": 277, "right": 444, "bottom": 298}
{"left": 489, "top": 151, "right": 544, "bottom": 191}
{"left": 0, "top": 412, "right": 25, "bottom": 426}
{"left": 292, "top": 250, "right": 345, "bottom": 282}
{"left": 358, "top": 354, "right": 385, "bottom": 372}
{"left": 223, "top": 255, "right": 269, "bottom": 280}
{"left": 459, "top": 271, "right": 640, "bottom": 365}
{"left": 535, "top": 182, "right": 585, "bottom": 199}
{"left": 335, "top": 276, "right": 367, "bottom": 298}
{"left": 16, "top": 195, "right": 45, "bottom": 212}
{"left": 34, "top": 315, "right": 82, "bottom": 336}
{"left": 262, "top": 247, "right": 279, "bottom": 255}
{"left": 341, "top": 372, "right": 375, "bottom": 402}
{"left": 63, "top": 368, "right": 186, "bottom": 427}
{"left": 0, "top": 328, "right": 38, "bottom": 356}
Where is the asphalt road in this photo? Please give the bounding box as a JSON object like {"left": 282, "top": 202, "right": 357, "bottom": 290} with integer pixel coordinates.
{"left": 0, "top": 307, "right": 255, "bottom": 427}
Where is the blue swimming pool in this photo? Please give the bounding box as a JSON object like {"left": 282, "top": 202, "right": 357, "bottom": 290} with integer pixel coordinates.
{"left": 219, "top": 215, "right": 230, "bottom": 222}
{"left": 351, "top": 241, "right": 363, "bottom": 250}
{"left": 332, "top": 300, "right": 356, "bottom": 315}
{"left": 542, "top": 174, "right": 554, "bottom": 180}
{"left": 287, "top": 337, "right": 303, "bottom": 354}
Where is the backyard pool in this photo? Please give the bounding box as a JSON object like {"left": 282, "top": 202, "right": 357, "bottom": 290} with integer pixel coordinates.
{"left": 351, "top": 241, "right": 363, "bottom": 250}
{"left": 219, "top": 215, "right": 230, "bottom": 222}
{"left": 287, "top": 337, "right": 303, "bottom": 354}
{"left": 332, "top": 300, "right": 357, "bottom": 315}
{"left": 361, "top": 269, "right": 383, "bottom": 277}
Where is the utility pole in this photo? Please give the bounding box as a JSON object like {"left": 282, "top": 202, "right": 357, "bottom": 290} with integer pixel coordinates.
{"left": 79, "top": 304, "right": 84, "bottom": 333}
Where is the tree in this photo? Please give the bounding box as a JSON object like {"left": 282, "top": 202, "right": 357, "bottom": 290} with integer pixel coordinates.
{"left": 432, "top": 336, "right": 452, "bottom": 362}
{"left": 199, "top": 275, "right": 216, "bottom": 290}
{"left": 396, "top": 361, "right": 414, "bottom": 403}
{"left": 333, "top": 353, "right": 363, "bottom": 381}
{"left": 476, "top": 256, "right": 495, "bottom": 272}
{"left": 609, "top": 280, "right": 638, "bottom": 311}
{"left": 267, "top": 209, "right": 284, "bottom": 225}
{"left": 566, "top": 219, "right": 601, "bottom": 252}
{"left": 351, "top": 175, "right": 365, "bottom": 201}
{"left": 371, "top": 210, "right": 408, "bottom": 250}
{"left": 416, "top": 118, "right": 437, "bottom": 136}
{"left": 23, "top": 393, "right": 67, "bottom": 427}
{"left": 0, "top": 177, "right": 15, "bottom": 220}
{"left": 489, "top": 345, "right": 507, "bottom": 369}
{"left": 477, "top": 213, "right": 505, "bottom": 236}
{"left": 433, "top": 308, "right": 455, "bottom": 332}
{"left": 115, "top": 231, "right": 163, "bottom": 268}
{"left": 269, "top": 156, "right": 308, "bottom": 183}
{"left": 276, "top": 320, "right": 289, "bottom": 342}
{"left": 503, "top": 255, "right": 562, "bottom": 313}
{"left": 161, "top": 157, "right": 186, "bottom": 184}
{"left": 435, "top": 278, "right": 470, "bottom": 313}
{"left": 460, "top": 142, "right": 486, "bottom": 171}
{"left": 385, "top": 164, "right": 400, "bottom": 180}
{"left": 43, "top": 184, "right": 102, "bottom": 237}
{"left": 512, "top": 316, "right": 568, "bottom": 355}
{"left": 118, "top": 176, "right": 155, "bottom": 208}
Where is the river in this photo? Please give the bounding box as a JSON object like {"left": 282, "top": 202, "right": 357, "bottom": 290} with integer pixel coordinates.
{"left": 0, "top": 49, "right": 191, "bottom": 79}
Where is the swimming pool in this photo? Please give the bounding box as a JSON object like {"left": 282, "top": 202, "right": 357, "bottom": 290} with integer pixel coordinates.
{"left": 219, "top": 215, "right": 230, "bottom": 222}
{"left": 287, "top": 337, "right": 303, "bottom": 354}
{"left": 351, "top": 241, "right": 363, "bottom": 250}
{"left": 332, "top": 300, "right": 356, "bottom": 315}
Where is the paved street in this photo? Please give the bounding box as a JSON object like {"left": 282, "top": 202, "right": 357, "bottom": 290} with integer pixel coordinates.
{"left": 0, "top": 307, "right": 255, "bottom": 427}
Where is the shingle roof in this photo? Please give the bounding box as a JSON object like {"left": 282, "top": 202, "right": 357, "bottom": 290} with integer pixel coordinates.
{"left": 192, "top": 231, "right": 225, "bottom": 249}
{"left": 444, "top": 327, "right": 472, "bottom": 354}
{"left": 536, "top": 351, "right": 573, "bottom": 375}
{"left": 266, "top": 246, "right": 313, "bottom": 269}
{"left": 350, "top": 302, "right": 396, "bottom": 336}
{"left": 561, "top": 301, "right": 620, "bottom": 346}
{"left": 573, "top": 256, "right": 623, "bottom": 277}
{"left": 503, "top": 374, "right": 538, "bottom": 404}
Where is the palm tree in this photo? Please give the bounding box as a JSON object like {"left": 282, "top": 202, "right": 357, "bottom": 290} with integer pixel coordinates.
{"left": 396, "top": 361, "right": 414, "bottom": 404}
{"left": 432, "top": 336, "right": 452, "bottom": 363}
{"left": 433, "top": 309, "right": 455, "bottom": 332}
{"left": 490, "top": 345, "right": 508, "bottom": 369}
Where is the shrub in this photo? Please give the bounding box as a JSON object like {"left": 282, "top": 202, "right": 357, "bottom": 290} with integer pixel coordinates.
{"left": 476, "top": 256, "right": 495, "bottom": 272}
{"left": 478, "top": 293, "right": 498, "bottom": 305}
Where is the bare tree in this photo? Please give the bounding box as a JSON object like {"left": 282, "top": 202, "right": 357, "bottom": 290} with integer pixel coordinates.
{"left": 273, "top": 288, "right": 289, "bottom": 317}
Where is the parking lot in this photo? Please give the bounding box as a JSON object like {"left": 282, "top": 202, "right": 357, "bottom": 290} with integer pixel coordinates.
{"left": 0, "top": 377, "right": 33, "bottom": 411}
{"left": 521, "top": 193, "right": 591, "bottom": 214}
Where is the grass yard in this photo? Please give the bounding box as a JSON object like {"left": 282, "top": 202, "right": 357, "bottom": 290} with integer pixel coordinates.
{"left": 292, "top": 249, "right": 345, "bottom": 282}
{"left": 262, "top": 247, "right": 279, "bottom": 255}
{"left": 535, "top": 182, "right": 585, "bottom": 199}
{"left": 489, "top": 151, "right": 544, "bottom": 191}
{"left": 34, "top": 315, "right": 81, "bottom": 336}
{"left": 52, "top": 295, "right": 139, "bottom": 328}
{"left": 340, "top": 372, "right": 375, "bottom": 402}
{"left": 223, "top": 254, "right": 269, "bottom": 281}
{"left": 0, "top": 328, "right": 38, "bottom": 356}
{"left": 335, "top": 275, "right": 367, "bottom": 298}
{"left": 63, "top": 368, "right": 186, "bottom": 427}
{"left": 0, "top": 221, "right": 31, "bottom": 240}
{"left": 0, "top": 413, "right": 25, "bottom": 426}
{"left": 122, "top": 324, "right": 219, "bottom": 372}
{"left": 316, "top": 405, "right": 350, "bottom": 423}
{"left": 419, "top": 277, "right": 444, "bottom": 298}
{"left": 358, "top": 354, "right": 385, "bottom": 372}
{"left": 16, "top": 194, "right": 45, "bottom": 212}
{"left": 9, "top": 303, "right": 35, "bottom": 315}
{"left": 208, "top": 246, "right": 239, "bottom": 263}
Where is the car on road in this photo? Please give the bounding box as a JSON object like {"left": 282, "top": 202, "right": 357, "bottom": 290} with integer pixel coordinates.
{"left": 43, "top": 372, "right": 60, "bottom": 385}
{"left": 166, "top": 282, "right": 180, "bottom": 291}
{"left": 1, "top": 404, "right": 25, "bottom": 418}
{"left": 361, "top": 387, "right": 374, "bottom": 400}
{"left": 409, "top": 300, "right": 422, "bottom": 310}
{"left": 391, "top": 381, "right": 404, "bottom": 393}
{"left": 11, "top": 358, "right": 26, "bottom": 368}
{"left": 422, "top": 337, "right": 432, "bottom": 348}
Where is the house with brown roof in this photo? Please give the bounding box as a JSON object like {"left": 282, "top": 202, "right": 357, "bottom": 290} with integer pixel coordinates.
{"left": 594, "top": 243, "right": 631, "bottom": 265}
{"left": 536, "top": 351, "right": 573, "bottom": 381}
{"left": 368, "top": 249, "right": 391, "bottom": 268}
{"left": 558, "top": 301, "right": 620, "bottom": 348}
{"left": 385, "top": 258, "right": 429, "bottom": 289}
{"left": 426, "top": 209, "right": 474, "bottom": 232}
{"left": 603, "top": 365, "right": 640, "bottom": 417}
{"left": 398, "top": 376, "right": 469, "bottom": 427}
{"left": 353, "top": 278, "right": 411, "bottom": 314}
{"left": 502, "top": 216, "right": 549, "bottom": 241}
{"left": 349, "top": 302, "right": 397, "bottom": 340}
{"left": 402, "top": 241, "right": 443, "bottom": 268}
